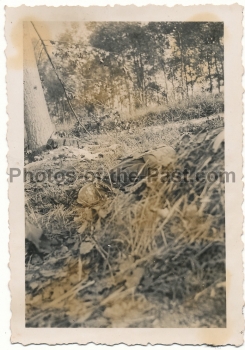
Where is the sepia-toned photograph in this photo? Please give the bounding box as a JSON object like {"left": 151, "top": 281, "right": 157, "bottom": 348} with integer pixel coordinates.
{"left": 6, "top": 4, "right": 244, "bottom": 345}
{"left": 23, "top": 20, "right": 226, "bottom": 328}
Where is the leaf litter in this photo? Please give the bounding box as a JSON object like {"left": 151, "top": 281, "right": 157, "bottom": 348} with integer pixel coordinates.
{"left": 25, "top": 118, "right": 226, "bottom": 328}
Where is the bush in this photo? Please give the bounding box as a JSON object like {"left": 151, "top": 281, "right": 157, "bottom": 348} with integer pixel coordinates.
{"left": 71, "top": 93, "right": 224, "bottom": 137}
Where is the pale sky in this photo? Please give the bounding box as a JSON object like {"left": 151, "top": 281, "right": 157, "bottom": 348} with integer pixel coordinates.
{"left": 29, "top": 21, "right": 90, "bottom": 43}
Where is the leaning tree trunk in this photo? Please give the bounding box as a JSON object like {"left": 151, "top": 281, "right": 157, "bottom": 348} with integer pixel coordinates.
{"left": 23, "top": 22, "right": 54, "bottom": 151}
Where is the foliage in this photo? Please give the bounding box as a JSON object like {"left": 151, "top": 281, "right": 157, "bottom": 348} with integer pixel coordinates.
{"left": 34, "top": 22, "right": 224, "bottom": 126}
{"left": 71, "top": 93, "right": 224, "bottom": 136}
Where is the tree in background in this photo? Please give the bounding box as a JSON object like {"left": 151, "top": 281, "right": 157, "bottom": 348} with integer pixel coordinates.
{"left": 34, "top": 21, "right": 224, "bottom": 125}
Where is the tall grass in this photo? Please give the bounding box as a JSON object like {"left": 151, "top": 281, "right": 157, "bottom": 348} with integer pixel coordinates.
{"left": 120, "top": 93, "right": 223, "bottom": 123}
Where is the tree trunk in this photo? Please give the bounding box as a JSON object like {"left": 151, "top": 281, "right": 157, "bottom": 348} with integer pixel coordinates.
{"left": 55, "top": 100, "right": 59, "bottom": 118}
{"left": 159, "top": 55, "right": 169, "bottom": 103}
{"left": 124, "top": 76, "right": 132, "bottom": 114}
{"left": 214, "top": 54, "right": 221, "bottom": 93}
{"left": 206, "top": 52, "right": 213, "bottom": 93}
{"left": 189, "top": 68, "right": 194, "bottom": 96}
{"left": 61, "top": 96, "right": 66, "bottom": 122}
{"left": 183, "top": 60, "right": 189, "bottom": 98}
{"left": 121, "top": 59, "right": 132, "bottom": 113}
{"left": 24, "top": 22, "right": 54, "bottom": 151}
{"left": 139, "top": 53, "right": 146, "bottom": 106}
{"left": 176, "top": 31, "right": 185, "bottom": 99}
{"left": 170, "top": 67, "right": 176, "bottom": 100}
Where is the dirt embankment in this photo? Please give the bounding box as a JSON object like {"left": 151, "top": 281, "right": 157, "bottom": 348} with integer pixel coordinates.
{"left": 25, "top": 116, "right": 225, "bottom": 328}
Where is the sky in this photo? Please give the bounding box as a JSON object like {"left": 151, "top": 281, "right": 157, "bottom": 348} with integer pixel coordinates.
{"left": 29, "top": 21, "right": 90, "bottom": 42}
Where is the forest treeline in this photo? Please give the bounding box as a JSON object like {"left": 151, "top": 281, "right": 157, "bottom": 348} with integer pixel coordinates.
{"left": 34, "top": 22, "right": 224, "bottom": 123}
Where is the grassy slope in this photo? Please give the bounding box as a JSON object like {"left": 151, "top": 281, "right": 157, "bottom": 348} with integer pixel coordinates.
{"left": 25, "top": 110, "right": 225, "bottom": 328}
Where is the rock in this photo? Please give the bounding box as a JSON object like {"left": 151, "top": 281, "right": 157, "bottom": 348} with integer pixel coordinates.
{"left": 47, "top": 137, "right": 59, "bottom": 149}
{"left": 29, "top": 281, "right": 39, "bottom": 290}
{"left": 25, "top": 219, "right": 43, "bottom": 251}
{"left": 80, "top": 241, "right": 94, "bottom": 256}
{"left": 60, "top": 246, "right": 69, "bottom": 254}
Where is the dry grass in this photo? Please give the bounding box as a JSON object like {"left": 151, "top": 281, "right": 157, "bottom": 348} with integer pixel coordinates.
{"left": 25, "top": 109, "right": 225, "bottom": 327}
{"left": 94, "top": 127, "right": 225, "bottom": 298}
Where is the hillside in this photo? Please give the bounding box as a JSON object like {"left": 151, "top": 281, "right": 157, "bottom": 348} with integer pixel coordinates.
{"left": 25, "top": 111, "right": 225, "bottom": 328}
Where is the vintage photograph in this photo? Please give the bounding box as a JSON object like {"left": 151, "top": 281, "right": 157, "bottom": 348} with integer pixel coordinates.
{"left": 23, "top": 20, "right": 227, "bottom": 328}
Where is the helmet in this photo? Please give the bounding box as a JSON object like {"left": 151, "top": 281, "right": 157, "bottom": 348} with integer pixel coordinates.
{"left": 77, "top": 183, "right": 103, "bottom": 207}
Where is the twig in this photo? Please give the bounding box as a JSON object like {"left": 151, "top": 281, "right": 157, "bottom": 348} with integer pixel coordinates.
{"left": 104, "top": 166, "right": 114, "bottom": 192}
{"left": 194, "top": 278, "right": 223, "bottom": 301}
{"left": 90, "top": 234, "right": 114, "bottom": 279}
{"left": 37, "top": 46, "right": 44, "bottom": 67}
{"left": 133, "top": 160, "right": 149, "bottom": 184}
